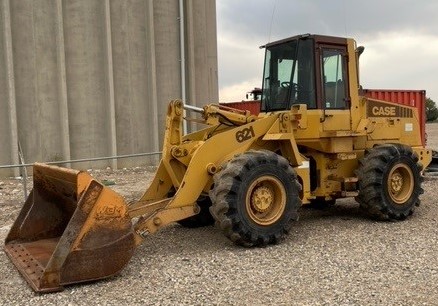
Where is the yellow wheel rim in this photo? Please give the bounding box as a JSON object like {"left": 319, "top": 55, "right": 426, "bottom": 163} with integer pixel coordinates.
{"left": 387, "top": 163, "right": 414, "bottom": 204}
{"left": 245, "top": 175, "right": 286, "bottom": 226}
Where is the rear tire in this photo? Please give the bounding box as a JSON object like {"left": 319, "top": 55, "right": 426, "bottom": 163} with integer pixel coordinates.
{"left": 210, "top": 150, "right": 301, "bottom": 247}
{"left": 355, "top": 144, "right": 423, "bottom": 220}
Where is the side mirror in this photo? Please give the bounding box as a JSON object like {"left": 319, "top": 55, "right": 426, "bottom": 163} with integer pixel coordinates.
{"left": 356, "top": 46, "right": 365, "bottom": 58}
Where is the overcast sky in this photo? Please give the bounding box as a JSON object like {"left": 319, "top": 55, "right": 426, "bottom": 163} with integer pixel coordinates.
{"left": 216, "top": 0, "right": 438, "bottom": 102}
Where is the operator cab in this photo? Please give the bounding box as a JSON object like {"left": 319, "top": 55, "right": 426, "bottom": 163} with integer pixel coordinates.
{"left": 261, "top": 34, "right": 350, "bottom": 112}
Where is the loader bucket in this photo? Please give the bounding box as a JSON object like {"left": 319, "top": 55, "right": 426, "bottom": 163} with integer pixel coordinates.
{"left": 4, "top": 163, "right": 136, "bottom": 292}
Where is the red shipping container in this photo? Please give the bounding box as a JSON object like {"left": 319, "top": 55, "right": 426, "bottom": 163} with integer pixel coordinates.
{"left": 220, "top": 89, "right": 426, "bottom": 146}
{"left": 219, "top": 101, "right": 261, "bottom": 116}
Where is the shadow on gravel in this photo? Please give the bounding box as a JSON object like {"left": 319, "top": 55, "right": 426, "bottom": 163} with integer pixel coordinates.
{"left": 131, "top": 200, "right": 371, "bottom": 258}
{"left": 299, "top": 201, "right": 364, "bottom": 222}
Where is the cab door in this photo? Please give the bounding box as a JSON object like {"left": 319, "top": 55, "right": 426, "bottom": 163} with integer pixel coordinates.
{"left": 318, "top": 46, "right": 351, "bottom": 132}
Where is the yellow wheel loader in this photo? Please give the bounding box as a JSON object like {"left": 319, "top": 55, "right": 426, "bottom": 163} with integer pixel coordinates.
{"left": 4, "top": 34, "right": 432, "bottom": 292}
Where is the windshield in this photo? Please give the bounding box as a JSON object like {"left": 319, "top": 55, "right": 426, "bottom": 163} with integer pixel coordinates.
{"left": 261, "top": 38, "right": 316, "bottom": 111}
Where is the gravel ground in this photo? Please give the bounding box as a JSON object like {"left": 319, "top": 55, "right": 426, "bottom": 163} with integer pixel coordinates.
{"left": 0, "top": 124, "right": 438, "bottom": 305}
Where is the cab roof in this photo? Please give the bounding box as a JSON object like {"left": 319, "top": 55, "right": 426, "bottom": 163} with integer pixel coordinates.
{"left": 261, "top": 34, "right": 349, "bottom": 49}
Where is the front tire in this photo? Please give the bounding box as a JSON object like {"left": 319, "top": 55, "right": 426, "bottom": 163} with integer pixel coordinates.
{"left": 210, "top": 150, "right": 301, "bottom": 247}
{"left": 356, "top": 144, "right": 423, "bottom": 220}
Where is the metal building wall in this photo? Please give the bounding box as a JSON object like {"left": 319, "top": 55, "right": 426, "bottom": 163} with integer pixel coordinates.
{"left": 0, "top": 0, "right": 218, "bottom": 177}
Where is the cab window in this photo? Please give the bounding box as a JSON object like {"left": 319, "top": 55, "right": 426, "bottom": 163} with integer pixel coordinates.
{"left": 261, "top": 39, "right": 316, "bottom": 111}
{"left": 322, "top": 49, "right": 347, "bottom": 109}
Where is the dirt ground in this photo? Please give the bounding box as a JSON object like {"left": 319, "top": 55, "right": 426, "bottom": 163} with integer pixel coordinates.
{"left": 0, "top": 124, "right": 437, "bottom": 305}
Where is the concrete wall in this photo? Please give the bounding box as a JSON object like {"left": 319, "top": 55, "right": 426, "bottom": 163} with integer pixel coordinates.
{"left": 0, "top": 0, "right": 218, "bottom": 176}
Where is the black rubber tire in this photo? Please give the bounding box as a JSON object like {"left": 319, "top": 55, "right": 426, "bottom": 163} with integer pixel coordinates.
{"left": 209, "top": 150, "right": 301, "bottom": 247}
{"left": 355, "top": 144, "right": 423, "bottom": 220}
{"left": 177, "top": 196, "right": 215, "bottom": 228}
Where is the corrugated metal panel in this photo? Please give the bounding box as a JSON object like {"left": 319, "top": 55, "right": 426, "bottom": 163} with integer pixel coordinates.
{"left": 364, "top": 89, "right": 426, "bottom": 146}
{"left": 0, "top": 0, "right": 218, "bottom": 177}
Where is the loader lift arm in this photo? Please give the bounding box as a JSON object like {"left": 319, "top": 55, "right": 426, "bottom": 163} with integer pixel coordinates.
{"left": 128, "top": 100, "right": 272, "bottom": 243}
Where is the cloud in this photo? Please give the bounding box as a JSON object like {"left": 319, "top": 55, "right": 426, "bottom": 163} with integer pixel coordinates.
{"left": 360, "top": 32, "right": 438, "bottom": 97}
{"left": 217, "top": 23, "right": 266, "bottom": 101}
{"left": 217, "top": 0, "right": 438, "bottom": 102}
{"left": 220, "top": 78, "right": 261, "bottom": 102}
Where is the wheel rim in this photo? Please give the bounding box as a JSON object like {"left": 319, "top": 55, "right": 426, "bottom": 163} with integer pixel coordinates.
{"left": 245, "top": 175, "right": 286, "bottom": 226}
{"left": 387, "top": 163, "right": 414, "bottom": 204}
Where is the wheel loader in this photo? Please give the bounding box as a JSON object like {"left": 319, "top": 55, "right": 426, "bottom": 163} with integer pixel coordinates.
{"left": 4, "top": 34, "right": 432, "bottom": 292}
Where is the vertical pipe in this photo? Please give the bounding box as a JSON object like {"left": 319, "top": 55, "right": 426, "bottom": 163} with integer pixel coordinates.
{"left": 55, "top": 0, "right": 71, "bottom": 167}
{"left": 2, "top": 0, "right": 19, "bottom": 176}
{"left": 179, "top": 0, "right": 188, "bottom": 134}
{"left": 104, "top": 0, "right": 117, "bottom": 169}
